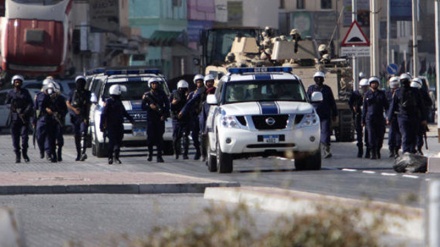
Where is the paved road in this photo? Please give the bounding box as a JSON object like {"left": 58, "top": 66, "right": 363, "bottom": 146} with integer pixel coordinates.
{"left": 0, "top": 125, "right": 438, "bottom": 246}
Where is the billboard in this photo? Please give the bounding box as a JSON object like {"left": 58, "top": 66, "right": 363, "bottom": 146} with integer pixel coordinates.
{"left": 90, "top": 0, "right": 119, "bottom": 33}
{"left": 390, "top": 0, "right": 412, "bottom": 21}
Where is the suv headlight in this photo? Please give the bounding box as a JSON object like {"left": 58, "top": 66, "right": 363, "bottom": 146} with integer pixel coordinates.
{"left": 220, "top": 115, "right": 241, "bottom": 129}
{"left": 297, "top": 112, "right": 319, "bottom": 128}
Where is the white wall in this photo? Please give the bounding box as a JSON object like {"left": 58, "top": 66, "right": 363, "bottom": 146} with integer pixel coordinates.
{"left": 214, "top": 0, "right": 278, "bottom": 29}
{"left": 243, "top": 0, "right": 278, "bottom": 29}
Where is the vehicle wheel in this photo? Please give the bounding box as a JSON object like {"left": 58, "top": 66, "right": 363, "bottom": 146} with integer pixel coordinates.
{"left": 295, "top": 149, "right": 321, "bottom": 171}
{"left": 335, "top": 109, "right": 354, "bottom": 142}
{"left": 93, "top": 142, "right": 107, "bottom": 158}
{"left": 162, "top": 141, "right": 174, "bottom": 155}
{"left": 216, "top": 140, "right": 233, "bottom": 173}
{"left": 206, "top": 140, "right": 217, "bottom": 172}
{"left": 92, "top": 133, "right": 107, "bottom": 158}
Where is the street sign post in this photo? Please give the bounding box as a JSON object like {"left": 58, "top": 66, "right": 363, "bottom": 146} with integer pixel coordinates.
{"left": 386, "top": 63, "right": 399, "bottom": 75}
{"left": 341, "top": 46, "right": 370, "bottom": 57}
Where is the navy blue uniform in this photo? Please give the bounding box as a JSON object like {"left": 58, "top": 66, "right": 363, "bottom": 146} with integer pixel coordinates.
{"left": 415, "top": 89, "right": 432, "bottom": 153}
{"left": 68, "top": 89, "right": 91, "bottom": 160}
{"left": 385, "top": 90, "right": 401, "bottom": 157}
{"left": 170, "top": 89, "right": 190, "bottom": 159}
{"left": 34, "top": 91, "right": 57, "bottom": 161}
{"left": 306, "top": 84, "right": 337, "bottom": 146}
{"left": 6, "top": 88, "right": 33, "bottom": 162}
{"left": 51, "top": 94, "right": 68, "bottom": 161}
{"left": 348, "top": 90, "right": 369, "bottom": 157}
{"left": 142, "top": 89, "right": 170, "bottom": 161}
{"left": 388, "top": 86, "right": 426, "bottom": 154}
{"left": 362, "top": 89, "right": 388, "bottom": 159}
{"left": 182, "top": 86, "right": 216, "bottom": 161}
{"left": 100, "top": 96, "right": 133, "bottom": 163}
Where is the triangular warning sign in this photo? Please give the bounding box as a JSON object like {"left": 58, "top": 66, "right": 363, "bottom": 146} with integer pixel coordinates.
{"left": 341, "top": 21, "right": 370, "bottom": 47}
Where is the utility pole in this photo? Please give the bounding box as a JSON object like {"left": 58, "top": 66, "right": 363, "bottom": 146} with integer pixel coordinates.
{"left": 370, "top": 0, "right": 379, "bottom": 76}
{"left": 387, "top": 0, "right": 390, "bottom": 67}
{"left": 352, "top": 0, "right": 358, "bottom": 89}
{"left": 412, "top": 0, "right": 419, "bottom": 76}
{"left": 435, "top": 0, "right": 440, "bottom": 142}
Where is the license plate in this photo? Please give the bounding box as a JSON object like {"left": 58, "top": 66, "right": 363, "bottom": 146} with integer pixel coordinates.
{"left": 263, "top": 135, "right": 279, "bottom": 143}
{"left": 132, "top": 127, "right": 146, "bottom": 136}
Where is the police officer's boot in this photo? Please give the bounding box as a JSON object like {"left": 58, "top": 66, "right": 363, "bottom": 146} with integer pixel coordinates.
{"left": 22, "top": 149, "right": 30, "bottom": 163}
{"left": 114, "top": 149, "right": 121, "bottom": 164}
{"left": 365, "top": 148, "right": 371, "bottom": 159}
{"left": 147, "top": 146, "right": 153, "bottom": 162}
{"left": 389, "top": 148, "right": 395, "bottom": 158}
{"left": 15, "top": 151, "right": 21, "bottom": 163}
{"left": 182, "top": 136, "right": 189, "bottom": 160}
{"left": 371, "top": 148, "right": 377, "bottom": 160}
{"left": 194, "top": 145, "right": 201, "bottom": 160}
{"left": 108, "top": 151, "right": 113, "bottom": 165}
{"left": 173, "top": 141, "right": 180, "bottom": 159}
{"left": 417, "top": 147, "right": 424, "bottom": 156}
{"left": 79, "top": 135, "right": 88, "bottom": 161}
{"left": 57, "top": 147, "right": 62, "bottom": 162}
{"left": 323, "top": 145, "right": 332, "bottom": 159}
{"left": 394, "top": 148, "right": 400, "bottom": 159}
{"left": 357, "top": 145, "right": 363, "bottom": 158}
{"left": 75, "top": 136, "right": 81, "bottom": 161}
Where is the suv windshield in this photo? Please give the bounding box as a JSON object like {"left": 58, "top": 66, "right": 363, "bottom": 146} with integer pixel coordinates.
{"left": 103, "top": 79, "right": 170, "bottom": 101}
{"left": 223, "top": 79, "right": 306, "bottom": 103}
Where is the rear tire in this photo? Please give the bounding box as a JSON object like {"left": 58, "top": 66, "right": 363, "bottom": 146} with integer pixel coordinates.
{"left": 295, "top": 149, "right": 321, "bottom": 170}
{"left": 216, "top": 140, "right": 233, "bottom": 173}
{"left": 93, "top": 142, "right": 107, "bottom": 158}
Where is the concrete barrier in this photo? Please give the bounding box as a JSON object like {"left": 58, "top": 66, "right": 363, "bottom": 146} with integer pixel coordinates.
{"left": 0, "top": 208, "right": 20, "bottom": 247}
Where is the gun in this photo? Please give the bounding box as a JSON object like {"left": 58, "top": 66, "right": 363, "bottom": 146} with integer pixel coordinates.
{"left": 425, "top": 125, "right": 429, "bottom": 150}
{"left": 144, "top": 93, "right": 169, "bottom": 121}
{"left": 52, "top": 112, "right": 63, "bottom": 127}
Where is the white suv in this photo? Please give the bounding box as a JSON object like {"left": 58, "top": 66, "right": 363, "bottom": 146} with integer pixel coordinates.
{"left": 205, "top": 67, "right": 323, "bottom": 173}
{"left": 87, "top": 67, "right": 173, "bottom": 157}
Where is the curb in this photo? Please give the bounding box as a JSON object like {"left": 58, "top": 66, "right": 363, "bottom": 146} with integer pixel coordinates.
{"left": 0, "top": 172, "right": 240, "bottom": 195}
{"left": 204, "top": 186, "right": 424, "bottom": 240}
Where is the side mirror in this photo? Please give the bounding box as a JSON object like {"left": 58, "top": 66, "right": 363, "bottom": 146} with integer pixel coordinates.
{"left": 90, "top": 92, "right": 98, "bottom": 104}
{"left": 206, "top": 94, "right": 218, "bottom": 105}
{"left": 311, "top": 91, "right": 323, "bottom": 102}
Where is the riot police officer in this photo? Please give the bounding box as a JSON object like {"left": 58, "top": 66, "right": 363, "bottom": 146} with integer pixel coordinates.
{"left": 100, "top": 84, "right": 134, "bottom": 164}
{"left": 182, "top": 74, "right": 204, "bottom": 160}
{"left": 362, "top": 76, "right": 388, "bottom": 160}
{"left": 307, "top": 71, "right": 337, "bottom": 158}
{"left": 182, "top": 74, "right": 217, "bottom": 161}
{"left": 411, "top": 77, "right": 432, "bottom": 155}
{"left": 48, "top": 79, "right": 68, "bottom": 161}
{"left": 6, "top": 75, "right": 33, "bottom": 163}
{"left": 348, "top": 78, "right": 369, "bottom": 158}
{"left": 142, "top": 77, "right": 170, "bottom": 163}
{"left": 386, "top": 76, "right": 401, "bottom": 158}
{"left": 387, "top": 74, "right": 427, "bottom": 154}
{"left": 66, "top": 75, "right": 92, "bottom": 161}
{"left": 170, "top": 80, "right": 190, "bottom": 159}
{"left": 34, "top": 81, "right": 57, "bottom": 162}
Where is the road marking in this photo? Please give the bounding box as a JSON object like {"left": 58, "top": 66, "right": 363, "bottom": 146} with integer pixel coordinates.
{"left": 402, "top": 175, "right": 419, "bottom": 179}
{"left": 381, "top": 173, "right": 397, "bottom": 176}
{"left": 341, "top": 168, "right": 357, "bottom": 172}
{"left": 362, "top": 171, "right": 376, "bottom": 174}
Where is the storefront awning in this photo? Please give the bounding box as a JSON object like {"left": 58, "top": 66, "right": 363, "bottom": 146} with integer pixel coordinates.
{"left": 149, "top": 31, "right": 182, "bottom": 46}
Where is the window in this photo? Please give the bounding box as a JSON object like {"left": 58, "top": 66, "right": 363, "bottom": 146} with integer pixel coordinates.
{"left": 321, "top": 0, "right": 332, "bottom": 9}
{"left": 297, "top": 0, "right": 305, "bottom": 9}
{"left": 172, "top": 0, "right": 182, "bottom": 7}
